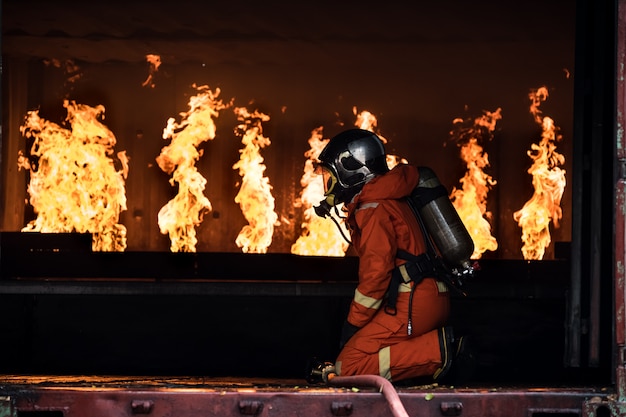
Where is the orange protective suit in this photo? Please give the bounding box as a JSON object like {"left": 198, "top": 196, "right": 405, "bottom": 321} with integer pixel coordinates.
{"left": 335, "top": 163, "right": 450, "bottom": 382}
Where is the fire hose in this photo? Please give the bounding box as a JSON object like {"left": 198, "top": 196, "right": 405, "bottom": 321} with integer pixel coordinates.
{"left": 326, "top": 373, "right": 410, "bottom": 417}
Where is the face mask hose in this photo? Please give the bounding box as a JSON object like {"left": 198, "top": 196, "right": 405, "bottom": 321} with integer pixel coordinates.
{"left": 314, "top": 200, "right": 352, "bottom": 245}
{"left": 313, "top": 200, "right": 333, "bottom": 218}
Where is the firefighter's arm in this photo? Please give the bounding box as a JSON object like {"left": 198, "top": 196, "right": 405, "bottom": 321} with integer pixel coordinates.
{"left": 347, "top": 204, "right": 397, "bottom": 328}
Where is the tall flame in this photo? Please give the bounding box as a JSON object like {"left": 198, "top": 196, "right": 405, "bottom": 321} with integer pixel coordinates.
{"left": 513, "top": 86, "right": 566, "bottom": 260}
{"left": 449, "top": 108, "right": 501, "bottom": 258}
{"left": 232, "top": 107, "right": 278, "bottom": 254}
{"left": 19, "top": 100, "right": 128, "bottom": 251}
{"left": 353, "top": 107, "right": 407, "bottom": 168}
{"left": 156, "top": 84, "right": 229, "bottom": 252}
{"left": 290, "top": 127, "right": 350, "bottom": 256}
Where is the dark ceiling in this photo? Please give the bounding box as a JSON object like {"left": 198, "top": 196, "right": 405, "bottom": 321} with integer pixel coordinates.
{"left": 2, "top": 0, "right": 577, "bottom": 64}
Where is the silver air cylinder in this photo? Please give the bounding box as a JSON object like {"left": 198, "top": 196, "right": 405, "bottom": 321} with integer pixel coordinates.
{"left": 413, "top": 167, "right": 475, "bottom": 272}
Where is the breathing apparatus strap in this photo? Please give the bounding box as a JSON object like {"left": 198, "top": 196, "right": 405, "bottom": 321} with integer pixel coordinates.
{"left": 405, "top": 191, "right": 441, "bottom": 260}
{"left": 385, "top": 250, "right": 434, "bottom": 316}
{"left": 411, "top": 184, "right": 449, "bottom": 209}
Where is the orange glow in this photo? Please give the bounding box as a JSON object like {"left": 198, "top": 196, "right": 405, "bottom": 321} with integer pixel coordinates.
{"left": 290, "top": 127, "right": 350, "bottom": 256}
{"left": 232, "top": 107, "right": 278, "bottom": 254}
{"left": 43, "top": 58, "right": 82, "bottom": 86}
{"left": 449, "top": 109, "right": 501, "bottom": 259}
{"left": 19, "top": 100, "right": 128, "bottom": 251}
{"left": 156, "top": 84, "right": 230, "bottom": 252}
{"left": 513, "top": 86, "right": 566, "bottom": 260}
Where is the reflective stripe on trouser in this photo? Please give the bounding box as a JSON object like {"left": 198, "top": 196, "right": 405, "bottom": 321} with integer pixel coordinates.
{"left": 335, "top": 278, "right": 449, "bottom": 382}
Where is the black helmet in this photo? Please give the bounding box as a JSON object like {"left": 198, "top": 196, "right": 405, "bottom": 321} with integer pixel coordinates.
{"left": 317, "top": 129, "right": 389, "bottom": 206}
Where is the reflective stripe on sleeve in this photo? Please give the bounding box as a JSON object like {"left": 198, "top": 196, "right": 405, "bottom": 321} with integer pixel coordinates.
{"left": 356, "top": 202, "right": 379, "bottom": 212}
{"left": 354, "top": 288, "right": 383, "bottom": 310}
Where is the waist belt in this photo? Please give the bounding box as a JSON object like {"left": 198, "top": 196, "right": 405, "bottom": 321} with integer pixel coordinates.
{"left": 385, "top": 250, "right": 435, "bottom": 316}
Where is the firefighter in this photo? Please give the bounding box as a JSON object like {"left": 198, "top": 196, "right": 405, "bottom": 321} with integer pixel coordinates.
{"left": 314, "top": 128, "right": 472, "bottom": 384}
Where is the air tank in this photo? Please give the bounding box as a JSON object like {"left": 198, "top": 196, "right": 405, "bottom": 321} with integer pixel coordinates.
{"left": 411, "top": 166, "right": 475, "bottom": 273}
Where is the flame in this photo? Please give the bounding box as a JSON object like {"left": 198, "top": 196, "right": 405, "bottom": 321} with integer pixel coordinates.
{"left": 449, "top": 108, "right": 501, "bottom": 259}
{"left": 513, "top": 86, "right": 566, "bottom": 260}
{"left": 232, "top": 107, "right": 278, "bottom": 254}
{"left": 353, "top": 107, "right": 407, "bottom": 168}
{"left": 290, "top": 127, "right": 350, "bottom": 256}
{"left": 19, "top": 100, "right": 128, "bottom": 251}
{"left": 142, "top": 54, "right": 162, "bottom": 88}
{"left": 156, "top": 84, "right": 230, "bottom": 252}
{"left": 354, "top": 108, "right": 379, "bottom": 131}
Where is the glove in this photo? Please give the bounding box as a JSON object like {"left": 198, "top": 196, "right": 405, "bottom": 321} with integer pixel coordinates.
{"left": 339, "top": 320, "right": 360, "bottom": 350}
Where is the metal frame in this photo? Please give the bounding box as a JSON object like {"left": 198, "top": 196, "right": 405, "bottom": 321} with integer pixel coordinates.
{"left": 1, "top": 0, "right": 626, "bottom": 415}
{"left": 611, "top": 0, "right": 626, "bottom": 410}
{"left": 0, "top": 376, "right": 612, "bottom": 417}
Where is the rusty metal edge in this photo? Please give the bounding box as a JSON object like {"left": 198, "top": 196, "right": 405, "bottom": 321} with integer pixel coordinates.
{"left": 617, "top": 0, "right": 626, "bottom": 408}
{"left": 0, "top": 386, "right": 617, "bottom": 417}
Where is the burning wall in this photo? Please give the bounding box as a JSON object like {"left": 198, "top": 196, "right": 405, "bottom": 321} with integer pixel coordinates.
{"left": 1, "top": 0, "right": 576, "bottom": 259}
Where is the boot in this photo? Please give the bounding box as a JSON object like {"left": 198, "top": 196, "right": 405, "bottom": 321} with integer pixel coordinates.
{"left": 433, "top": 326, "right": 476, "bottom": 386}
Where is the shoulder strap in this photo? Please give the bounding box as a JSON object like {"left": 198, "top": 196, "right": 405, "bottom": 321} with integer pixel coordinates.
{"left": 404, "top": 195, "right": 439, "bottom": 260}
